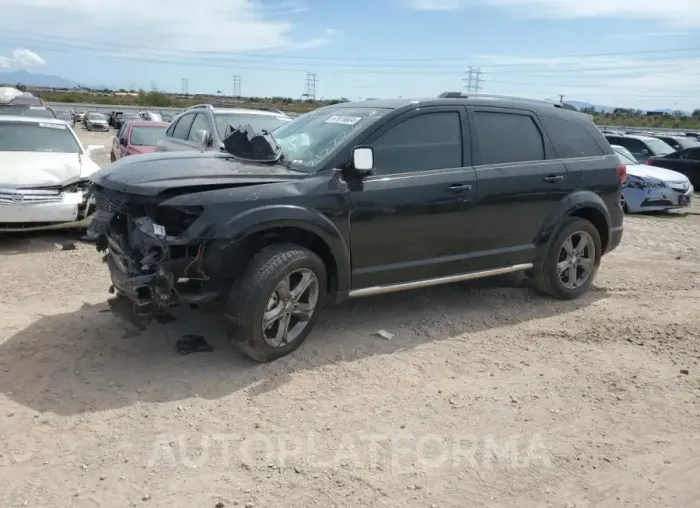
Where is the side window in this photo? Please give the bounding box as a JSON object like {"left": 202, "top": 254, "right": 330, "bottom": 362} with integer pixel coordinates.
{"left": 371, "top": 112, "right": 462, "bottom": 174}
{"left": 171, "top": 114, "right": 196, "bottom": 140}
{"left": 473, "top": 111, "right": 544, "bottom": 165}
{"left": 687, "top": 148, "right": 700, "bottom": 161}
{"left": 540, "top": 117, "right": 604, "bottom": 158}
{"left": 622, "top": 139, "right": 646, "bottom": 153}
{"left": 188, "top": 113, "right": 210, "bottom": 142}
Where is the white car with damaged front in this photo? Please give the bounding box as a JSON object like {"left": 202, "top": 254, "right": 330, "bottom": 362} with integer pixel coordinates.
{"left": 0, "top": 115, "right": 105, "bottom": 232}
{"left": 612, "top": 144, "right": 693, "bottom": 213}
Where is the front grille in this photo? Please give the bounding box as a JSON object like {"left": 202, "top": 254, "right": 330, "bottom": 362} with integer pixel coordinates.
{"left": 670, "top": 183, "right": 689, "bottom": 193}
{"left": 94, "top": 192, "right": 125, "bottom": 213}
{"left": 0, "top": 188, "right": 63, "bottom": 204}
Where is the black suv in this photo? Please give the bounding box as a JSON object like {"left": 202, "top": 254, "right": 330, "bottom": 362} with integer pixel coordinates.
{"left": 89, "top": 92, "right": 625, "bottom": 362}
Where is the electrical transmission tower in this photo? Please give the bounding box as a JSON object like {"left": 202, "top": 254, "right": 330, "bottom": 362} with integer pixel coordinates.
{"left": 304, "top": 72, "right": 318, "bottom": 100}
{"left": 233, "top": 75, "right": 241, "bottom": 97}
{"left": 463, "top": 67, "right": 483, "bottom": 93}
{"left": 181, "top": 78, "right": 188, "bottom": 94}
{"left": 150, "top": 80, "right": 158, "bottom": 92}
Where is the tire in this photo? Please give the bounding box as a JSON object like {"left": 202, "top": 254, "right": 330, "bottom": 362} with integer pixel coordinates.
{"left": 532, "top": 217, "right": 602, "bottom": 300}
{"left": 224, "top": 243, "right": 327, "bottom": 363}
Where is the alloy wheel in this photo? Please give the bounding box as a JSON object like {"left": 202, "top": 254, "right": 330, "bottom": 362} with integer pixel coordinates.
{"left": 557, "top": 231, "right": 596, "bottom": 290}
{"left": 261, "top": 268, "right": 319, "bottom": 348}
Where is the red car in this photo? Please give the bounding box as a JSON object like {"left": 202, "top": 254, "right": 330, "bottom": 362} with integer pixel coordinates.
{"left": 111, "top": 121, "right": 169, "bottom": 162}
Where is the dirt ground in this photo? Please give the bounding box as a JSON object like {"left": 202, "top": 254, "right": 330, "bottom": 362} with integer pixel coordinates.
{"left": 0, "top": 127, "right": 699, "bottom": 508}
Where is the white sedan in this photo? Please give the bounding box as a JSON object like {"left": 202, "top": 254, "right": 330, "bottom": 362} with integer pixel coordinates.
{"left": 612, "top": 144, "right": 693, "bottom": 213}
{"left": 0, "top": 115, "right": 105, "bottom": 231}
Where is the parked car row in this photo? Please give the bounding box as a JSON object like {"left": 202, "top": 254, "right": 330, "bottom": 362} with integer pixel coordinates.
{"left": 602, "top": 130, "right": 700, "bottom": 211}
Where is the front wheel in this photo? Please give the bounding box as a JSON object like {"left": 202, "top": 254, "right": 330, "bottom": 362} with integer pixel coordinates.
{"left": 532, "top": 217, "right": 602, "bottom": 300}
{"left": 224, "top": 243, "right": 327, "bottom": 363}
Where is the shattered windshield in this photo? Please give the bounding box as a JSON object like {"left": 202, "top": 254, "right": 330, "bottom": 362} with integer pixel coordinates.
{"left": 271, "top": 107, "right": 390, "bottom": 170}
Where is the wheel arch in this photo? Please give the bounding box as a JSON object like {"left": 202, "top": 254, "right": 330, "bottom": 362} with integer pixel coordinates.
{"left": 536, "top": 191, "right": 612, "bottom": 260}
{"left": 213, "top": 205, "right": 351, "bottom": 295}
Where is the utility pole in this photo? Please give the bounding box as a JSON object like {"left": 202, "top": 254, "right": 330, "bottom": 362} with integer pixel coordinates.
{"left": 150, "top": 80, "right": 157, "bottom": 92}
{"left": 558, "top": 94, "right": 565, "bottom": 104}
{"left": 304, "top": 72, "right": 318, "bottom": 100}
{"left": 463, "top": 67, "right": 482, "bottom": 92}
{"left": 474, "top": 68, "right": 483, "bottom": 92}
{"left": 181, "top": 78, "right": 188, "bottom": 95}
{"left": 233, "top": 75, "right": 241, "bottom": 98}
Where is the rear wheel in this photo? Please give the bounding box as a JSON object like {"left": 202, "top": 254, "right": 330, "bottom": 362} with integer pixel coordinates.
{"left": 532, "top": 217, "right": 601, "bottom": 300}
{"left": 224, "top": 243, "right": 327, "bottom": 363}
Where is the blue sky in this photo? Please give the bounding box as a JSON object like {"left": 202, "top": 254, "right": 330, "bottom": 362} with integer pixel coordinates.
{"left": 0, "top": 0, "right": 699, "bottom": 110}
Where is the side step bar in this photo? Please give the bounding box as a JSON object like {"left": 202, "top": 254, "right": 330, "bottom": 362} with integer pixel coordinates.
{"left": 347, "top": 263, "right": 533, "bottom": 298}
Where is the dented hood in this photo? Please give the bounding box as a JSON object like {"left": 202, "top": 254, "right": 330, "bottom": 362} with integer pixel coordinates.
{"left": 0, "top": 151, "right": 92, "bottom": 186}
{"left": 90, "top": 150, "right": 305, "bottom": 196}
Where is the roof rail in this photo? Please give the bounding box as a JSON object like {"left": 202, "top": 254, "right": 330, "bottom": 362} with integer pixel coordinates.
{"left": 238, "top": 105, "right": 287, "bottom": 115}
{"left": 185, "top": 104, "right": 215, "bottom": 111}
{"left": 437, "top": 91, "right": 577, "bottom": 110}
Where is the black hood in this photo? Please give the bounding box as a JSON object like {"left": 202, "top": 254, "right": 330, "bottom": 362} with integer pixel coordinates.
{"left": 90, "top": 151, "right": 305, "bottom": 196}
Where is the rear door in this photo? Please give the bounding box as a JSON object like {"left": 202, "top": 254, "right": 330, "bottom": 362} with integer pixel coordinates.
{"left": 467, "top": 107, "right": 571, "bottom": 270}
{"left": 155, "top": 112, "right": 196, "bottom": 152}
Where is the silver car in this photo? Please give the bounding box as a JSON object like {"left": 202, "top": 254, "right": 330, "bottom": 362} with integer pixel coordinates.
{"left": 613, "top": 145, "right": 693, "bottom": 213}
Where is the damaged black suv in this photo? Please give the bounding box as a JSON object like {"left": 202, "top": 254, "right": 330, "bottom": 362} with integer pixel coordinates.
{"left": 89, "top": 92, "right": 625, "bottom": 362}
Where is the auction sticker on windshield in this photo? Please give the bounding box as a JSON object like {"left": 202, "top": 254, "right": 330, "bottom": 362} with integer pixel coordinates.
{"left": 324, "top": 116, "right": 362, "bottom": 125}
{"left": 39, "top": 123, "right": 66, "bottom": 129}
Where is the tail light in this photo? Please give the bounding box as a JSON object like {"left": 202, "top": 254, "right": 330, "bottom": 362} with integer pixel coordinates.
{"left": 647, "top": 158, "right": 655, "bottom": 166}
{"left": 616, "top": 162, "right": 627, "bottom": 184}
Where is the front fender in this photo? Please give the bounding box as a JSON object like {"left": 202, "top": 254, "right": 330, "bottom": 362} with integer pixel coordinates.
{"left": 216, "top": 205, "right": 351, "bottom": 292}
{"left": 535, "top": 190, "right": 611, "bottom": 261}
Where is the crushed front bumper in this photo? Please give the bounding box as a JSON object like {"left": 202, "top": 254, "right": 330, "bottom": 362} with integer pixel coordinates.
{"left": 98, "top": 211, "right": 219, "bottom": 318}
{"left": 0, "top": 188, "right": 94, "bottom": 232}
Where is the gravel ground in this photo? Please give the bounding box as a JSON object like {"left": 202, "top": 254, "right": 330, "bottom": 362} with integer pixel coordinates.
{"left": 0, "top": 127, "right": 699, "bottom": 508}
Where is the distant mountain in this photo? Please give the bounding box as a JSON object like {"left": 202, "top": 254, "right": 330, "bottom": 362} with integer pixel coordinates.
{"left": 0, "top": 69, "right": 79, "bottom": 89}
{"left": 566, "top": 101, "right": 615, "bottom": 114}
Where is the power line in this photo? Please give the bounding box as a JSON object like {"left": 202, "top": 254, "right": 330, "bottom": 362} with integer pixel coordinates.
{"left": 11, "top": 38, "right": 696, "bottom": 80}
{"left": 2, "top": 30, "right": 700, "bottom": 64}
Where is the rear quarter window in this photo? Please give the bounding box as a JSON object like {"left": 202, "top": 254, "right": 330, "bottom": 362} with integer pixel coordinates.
{"left": 540, "top": 117, "right": 605, "bottom": 158}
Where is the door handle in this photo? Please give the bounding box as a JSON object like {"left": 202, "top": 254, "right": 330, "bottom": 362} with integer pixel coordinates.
{"left": 445, "top": 183, "right": 472, "bottom": 192}
{"left": 543, "top": 175, "right": 564, "bottom": 183}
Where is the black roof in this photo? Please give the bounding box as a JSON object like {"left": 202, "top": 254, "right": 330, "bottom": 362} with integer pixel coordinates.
{"left": 325, "top": 93, "right": 586, "bottom": 119}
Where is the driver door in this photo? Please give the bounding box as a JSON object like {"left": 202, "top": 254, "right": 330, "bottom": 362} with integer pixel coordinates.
{"left": 348, "top": 107, "right": 478, "bottom": 288}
